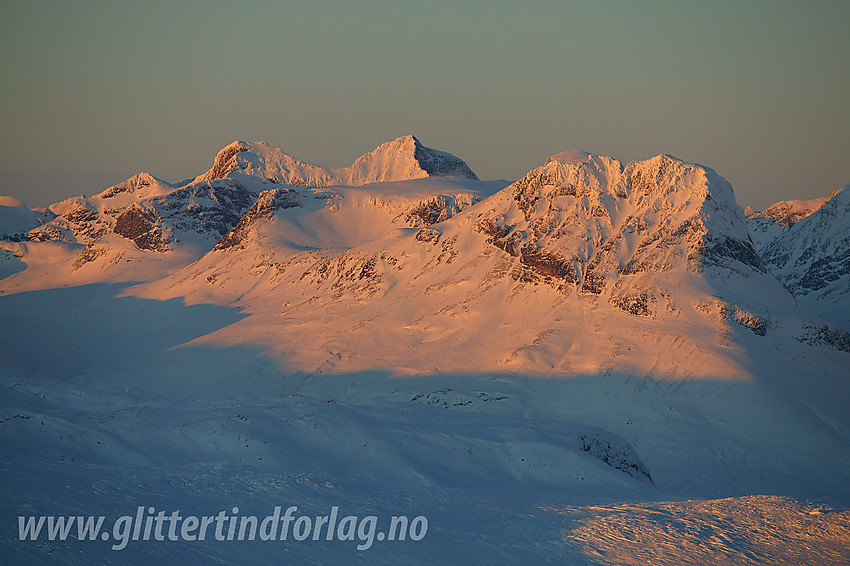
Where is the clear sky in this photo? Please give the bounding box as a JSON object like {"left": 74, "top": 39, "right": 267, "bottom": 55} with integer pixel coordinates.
{"left": 1, "top": 0, "right": 847, "bottom": 209}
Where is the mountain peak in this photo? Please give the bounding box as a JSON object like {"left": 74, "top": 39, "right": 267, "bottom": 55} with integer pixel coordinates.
{"left": 546, "top": 150, "right": 592, "bottom": 166}
{"left": 350, "top": 135, "right": 478, "bottom": 182}
{"left": 196, "top": 141, "right": 252, "bottom": 182}
{"left": 745, "top": 189, "right": 838, "bottom": 226}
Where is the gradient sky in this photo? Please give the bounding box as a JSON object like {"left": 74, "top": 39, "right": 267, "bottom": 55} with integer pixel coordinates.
{"left": 1, "top": 0, "right": 847, "bottom": 209}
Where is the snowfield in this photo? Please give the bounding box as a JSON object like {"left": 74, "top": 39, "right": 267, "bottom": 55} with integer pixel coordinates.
{"left": 1, "top": 138, "right": 848, "bottom": 564}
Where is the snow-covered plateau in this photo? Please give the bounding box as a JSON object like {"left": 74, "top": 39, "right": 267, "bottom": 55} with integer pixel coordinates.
{"left": 1, "top": 137, "right": 848, "bottom": 564}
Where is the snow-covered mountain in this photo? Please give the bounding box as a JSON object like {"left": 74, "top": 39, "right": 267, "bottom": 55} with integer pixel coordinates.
{"left": 755, "top": 185, "right": 850, "bottom": 330}
{"left": 136, "top": 150, "right": 847, "bottom": 381}
{"left": 196, "top": 135, "right": 478, "bottom": 186}
{"left": 2, "top": 140, "right": 849, "bottom": 565}
{"left": 745, "top": 191, "right": 836, "bottom": 250}
{"left": 0, "top": 135, "right": 481, "bottom": 291}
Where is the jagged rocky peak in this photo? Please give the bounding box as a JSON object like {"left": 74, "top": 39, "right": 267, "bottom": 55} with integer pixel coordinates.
{"left": 750, "top": 184, "right": 850, "bottom": 331}
{"left": 205, "top": 141, "right": 250, "bottom": 181}
{"left": 196, "top": 135, "right": 478, "bottom": 187}
{"left": 346, "top": 134, "right": 477, "bottom": 183}
{"left": 195, "top": 140, "right": 316, "bottom": 184}
{"left": 397, "top": 134, "right": 477, "bottom": 179}
{"left": 507, "top": 151, "right": 744, "bottom": 230}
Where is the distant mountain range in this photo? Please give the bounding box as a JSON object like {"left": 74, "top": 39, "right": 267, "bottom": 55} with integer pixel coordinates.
{"left": 2, "top": 136, "right": 847, "bottom": 377}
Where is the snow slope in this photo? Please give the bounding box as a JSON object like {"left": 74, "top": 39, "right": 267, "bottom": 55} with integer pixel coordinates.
{"left": 0, "top": 196, "right": 46, "bottom": 239}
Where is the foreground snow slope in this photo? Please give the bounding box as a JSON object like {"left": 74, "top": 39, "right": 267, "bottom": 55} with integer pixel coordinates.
{"left": 1, "top": 282, "right": 848, "bottom": 564}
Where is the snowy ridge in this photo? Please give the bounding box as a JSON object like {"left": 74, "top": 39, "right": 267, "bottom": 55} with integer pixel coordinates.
{"left": 0, "top": 135, "right": 478, "bottom": 292}
{"left": 196, "top": 135, "right": 477, "bottom": 187}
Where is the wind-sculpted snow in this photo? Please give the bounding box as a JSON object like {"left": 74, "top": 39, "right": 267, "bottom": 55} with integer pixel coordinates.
{"left": 558, "top": 496, "right": 850, "bottom": 566}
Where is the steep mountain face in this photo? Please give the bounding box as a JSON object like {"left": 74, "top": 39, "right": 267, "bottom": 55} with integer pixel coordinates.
{"left": 472, "top": 151, "right": 766, "bottom": 307}
{"left": 756, "top": 185, "right": 850, "bottom": 330}
{"left": 197, "top": 135, "right": 477, "bottom": 186}
{"left": 135, "top": 151, "right": 841, "bottom": 380}
{"left": 745, "top": 191, "right": 835, "bottom": 250}
{"left": 0, "top": 172, "right": 265, "bottom": 290}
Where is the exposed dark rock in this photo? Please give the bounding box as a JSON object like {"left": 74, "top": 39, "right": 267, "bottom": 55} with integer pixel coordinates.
{"left": 701, "top": 236, "right": 766, "bottom": 273}
{"left": 72, "top": 244, "right": 107, "bottom": 269}
{"left": 579, "top": 431, "right": 653, "bottom": 483}
{"left": 163, "top": 179, "right": 259, "bottom": 239}
{"left": 27, "top": 224, "right": 72, "bottom": 242}
{"left": 580, "top": 239, "right": 621, "bottom": 295}
{"left": 214, "top": 188, "right": 301, "bottom": 251}
{"left": 415, "top": 227, "right": 441, "bottom": 244}
{"left": 410, "top": 389, "right": 508, "bottom": 409}
{"left": 795, "top": 324, "right": 850, "bottom": 352}
{"left": 200, "top": 142, "right": 249, "bottom": 181}
{"left": 113, "top": 206, "right": 169, "bottom": 251}
{"left": 412, "top": 137, "right": 478, "bottom": 179}
{"left": 519, "top": 244, "right": 576, "bottom": 283}
{"left": 610, "top": 292, "right": 655, "bottom": 317}
{"left": 474, "top": 217, "right": 519, "bottom": 256}
{"left": 63, "top": 205, "right": 97, "bottom": 225}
